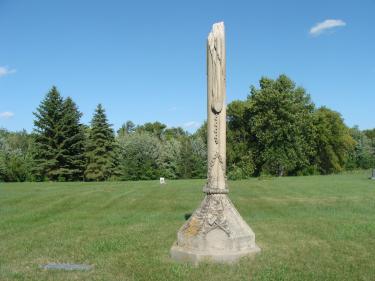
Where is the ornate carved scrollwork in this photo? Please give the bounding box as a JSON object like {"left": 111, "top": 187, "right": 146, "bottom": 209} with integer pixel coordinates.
{"left": 182, "top": 194, "right": 231, "bottom": 238}
{"left": 206, "top": 151, "right": 227, "bottom": 191}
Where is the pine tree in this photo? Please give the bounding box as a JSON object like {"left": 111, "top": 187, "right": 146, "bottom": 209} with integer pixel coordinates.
{"left": 32, "top": 87, "right": 86, "bottom": 181}
{"left": 85, "top": 104, "right": 118, "bottom": 181}
{"left": 32, "top": 86, "right": 65, "bottom": 180}
{"left": 58, "top": 97, "right": 86, "bottom": 180}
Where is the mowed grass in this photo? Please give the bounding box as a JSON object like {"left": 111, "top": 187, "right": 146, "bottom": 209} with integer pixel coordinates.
{"left": 1, "top": 171, "right": 375, "bottom": 281}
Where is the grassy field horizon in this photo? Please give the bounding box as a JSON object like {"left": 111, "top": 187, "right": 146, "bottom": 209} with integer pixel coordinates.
{"left": 1, "top": 171, "right": 375, "bottom": 280}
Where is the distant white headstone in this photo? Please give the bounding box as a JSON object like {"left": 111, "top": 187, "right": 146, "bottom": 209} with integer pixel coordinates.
{"left": 160, "top": 177, "right": 165, "bottom": 184}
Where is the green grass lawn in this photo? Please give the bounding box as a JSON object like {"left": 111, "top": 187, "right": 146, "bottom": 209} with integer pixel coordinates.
{"left": 1, "top": 171, "right": 375, "bottom": 281}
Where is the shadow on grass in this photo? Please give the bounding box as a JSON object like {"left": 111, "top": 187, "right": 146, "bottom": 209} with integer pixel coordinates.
{"left": 184, "top": 213, "right": 192, "bottom": 220}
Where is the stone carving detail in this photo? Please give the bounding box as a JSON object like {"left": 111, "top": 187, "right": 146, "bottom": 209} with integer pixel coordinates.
{"left": 198, "top": 195, "right": 231, "bottom": 236}
{"left": 182, "top": 195, "right": 231, "bottom": 237}
{"left": 214, "top": 114, "right": 219, "bottom": 144}
{"left": 206, "top": 152, "right": 227, "bottom": 191}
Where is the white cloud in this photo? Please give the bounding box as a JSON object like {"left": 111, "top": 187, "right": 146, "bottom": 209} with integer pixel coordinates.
{"left": 0, "top": 111, "right": 15, "bottom": 119}
{"left": 183, "top": 121, "right": 201, "bottom": 129}
{"left": 310, "top": 19, "right": 346, "bottom": 36}
{"left": 0, "top": 66, "right": 16, "bottom": 77}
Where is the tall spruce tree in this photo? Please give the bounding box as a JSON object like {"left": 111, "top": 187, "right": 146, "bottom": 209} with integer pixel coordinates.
{"left": 85, "top": 104, "right": 118, "bottom": 181}
{"left": 32, "top": 86, "right": 65, "bottom": 180}
{"left": 59, "top": 97, "right": 86, "bottom": 180}
{"left": 32, "top": 87, "right": 86, "bottom": 181}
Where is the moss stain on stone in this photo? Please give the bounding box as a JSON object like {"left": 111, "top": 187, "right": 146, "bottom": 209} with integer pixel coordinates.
{"left": 183, "top": 217, "right": 201, "bottom": 236}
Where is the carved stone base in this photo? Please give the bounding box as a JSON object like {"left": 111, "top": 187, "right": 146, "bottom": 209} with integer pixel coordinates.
{"left": 170, "top": 194, "right": 260, "bottom": 264}
{"left": 170, "top": 242, "right": 260, "bottom": 265}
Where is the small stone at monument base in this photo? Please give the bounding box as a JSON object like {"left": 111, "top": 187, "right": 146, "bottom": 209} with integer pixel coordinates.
{"left": 39, "top": 263, "right": 93, "bottom": 271}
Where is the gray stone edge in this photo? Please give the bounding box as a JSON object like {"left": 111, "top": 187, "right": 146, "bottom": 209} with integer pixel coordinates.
{"left": 170, "top": 243, "right": 261, "bottom": 265}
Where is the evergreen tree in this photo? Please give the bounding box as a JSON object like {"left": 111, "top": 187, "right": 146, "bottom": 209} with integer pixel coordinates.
{"left": 32, "top": 86, "right": 65, "bottom": 180}
{"left": 85, "top": 104, "right": 118, "bottom": 181}
{"left": 32, "top": 87, "right": 86, "bottom": 181}
{"left": 59, "top": 97, "right": 86, "bottom": 180}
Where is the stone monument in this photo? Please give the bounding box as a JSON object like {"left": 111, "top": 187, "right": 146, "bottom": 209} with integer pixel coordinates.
{"left": 170, "top": 22, "right": 260, "bottom": 264}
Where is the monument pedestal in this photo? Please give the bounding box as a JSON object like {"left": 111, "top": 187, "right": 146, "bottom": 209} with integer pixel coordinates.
{"left": 170, "top": 193, "right": 260, "bottom": 264}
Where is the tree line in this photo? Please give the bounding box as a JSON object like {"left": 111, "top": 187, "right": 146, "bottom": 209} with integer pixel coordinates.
{"left": 0, "top": 86, "right": 206, "bottom": 182}
{"left": 225, "top": 75, "right": 375, "bottom": 178}
{"left": 0, "top": 75, "right": 374, "bottom": 182}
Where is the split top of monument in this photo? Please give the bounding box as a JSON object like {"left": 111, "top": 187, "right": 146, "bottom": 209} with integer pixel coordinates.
{"left": 207, "top": 22, "right": 226, "bottom": 114}
{"left": 205, "top": 22, "right": 228, "bottom": 195}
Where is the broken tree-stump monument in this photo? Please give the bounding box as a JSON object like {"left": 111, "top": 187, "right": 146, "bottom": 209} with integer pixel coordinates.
{"left": 170, "top": 22, "right": 260, "bottom": 264}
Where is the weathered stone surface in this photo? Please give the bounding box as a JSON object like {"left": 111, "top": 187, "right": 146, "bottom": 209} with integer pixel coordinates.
{"left": 170, "top": 194, "right": 260, "bottom": 264}
{"left": 170, "top": 22, "right": 260, "bottom": 264}
{"left": 40, "top": 263, "right": 93, "bottom": 271}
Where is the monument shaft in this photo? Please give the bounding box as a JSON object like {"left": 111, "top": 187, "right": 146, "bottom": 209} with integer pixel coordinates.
{"left": 206, "top": 22, "right": 227, "bottom": 193}
{"left": 170, "top": 22, "right": 260, "bottom": 264}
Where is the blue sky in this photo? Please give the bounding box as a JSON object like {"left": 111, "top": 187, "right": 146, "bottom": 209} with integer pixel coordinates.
{"left": 0, "top": 0, "right": 374, "bottom": 133}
